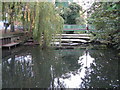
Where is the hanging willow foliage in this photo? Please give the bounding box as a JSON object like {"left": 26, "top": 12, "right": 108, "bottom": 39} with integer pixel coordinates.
{"left": 2, "top": 2, "right": 64, "bottom": 47}
{"left": 33, "top": 2, "right": 64, "bottom": 48}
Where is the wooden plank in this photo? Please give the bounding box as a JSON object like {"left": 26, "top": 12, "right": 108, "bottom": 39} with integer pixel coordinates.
{"left": 2, "top": 42, "right": 19, "bottom": 47}
{"left": 27, "top": 39, "right": 34, "bottom": 42}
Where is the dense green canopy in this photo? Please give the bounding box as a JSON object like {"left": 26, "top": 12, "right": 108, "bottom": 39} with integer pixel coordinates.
{"left": 56, "top": 2, "right": 85, "bottom": 25}
{"left": 88, "top": 2, "right": 120, "bottom": 50}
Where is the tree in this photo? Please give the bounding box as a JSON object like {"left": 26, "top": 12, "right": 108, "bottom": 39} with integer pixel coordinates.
{"left": 88, "top": 2, "right": 120, "bottom": 50}
{"left": 2, "top": 2, "right": 20, "bottom": 32}
{"left": 57, "top": 2, "right": 84, "bottom": 34}
{"left": 60, "top": 2, "right": 83, "bottom": 24}
{"left": 2, "top": 2, "right": 64, "bottom": 48}
{"left": 2, "top": 2, "right": 34, "bottom": 33}
{"left": 33, "top": 2, "right": 64, "bottom": 48}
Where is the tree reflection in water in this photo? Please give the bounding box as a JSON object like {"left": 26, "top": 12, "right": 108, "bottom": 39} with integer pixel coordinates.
{"left": 80, "top": 49, "right": 119, "bottom": 89}
{"left": 53, "top": 49, "right": 95, "bottom": 88}
{"left": 2, "top": 46, "right": 119, "bottom": 88}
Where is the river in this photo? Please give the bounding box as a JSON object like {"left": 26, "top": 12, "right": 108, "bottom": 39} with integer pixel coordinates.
{"left": 2, "top": 45, "right": 120, "bottom": 88}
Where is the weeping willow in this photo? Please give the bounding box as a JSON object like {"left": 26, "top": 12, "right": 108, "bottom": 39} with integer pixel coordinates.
{"left": 2, "top": 2, "right": 32, "bottom": 32}
{"left": 2, "top": 2, "right": 64, "bottom": 47}
{"left": 33, "top": 2, "right": 64, "bottom": 48}
{"left": 2, "top": 2, "right": 24, "bottom": 32}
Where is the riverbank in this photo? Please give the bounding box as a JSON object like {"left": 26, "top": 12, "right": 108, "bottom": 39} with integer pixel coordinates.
{"left": 1, "top": 30, "right": 119, "bottom": 57}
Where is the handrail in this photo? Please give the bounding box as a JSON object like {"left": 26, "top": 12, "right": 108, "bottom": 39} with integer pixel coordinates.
{"left": 63, "top": 25, "right": 96, "bottom": 31}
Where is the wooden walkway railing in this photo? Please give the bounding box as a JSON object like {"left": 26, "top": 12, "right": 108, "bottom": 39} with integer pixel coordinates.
{"left": 63, "top": 25, "right": 96, "bottom": 31}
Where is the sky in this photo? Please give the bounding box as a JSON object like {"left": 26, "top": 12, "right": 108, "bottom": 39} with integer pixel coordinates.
{"left": 73, "top": 0, "right": 95, "bottom": 10}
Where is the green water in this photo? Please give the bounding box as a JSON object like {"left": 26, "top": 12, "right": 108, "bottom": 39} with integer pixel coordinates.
{"left": 2, "top": 46, "right": 120, "bottom": 88}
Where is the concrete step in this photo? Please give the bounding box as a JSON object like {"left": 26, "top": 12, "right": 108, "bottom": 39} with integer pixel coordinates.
{"left": 53, "top": 36, "right": 90, "bottom": 41}
{"left": 52, "top": 39, "right": 88, "bottom": 43}
{"left": 56, "top": 34, "right": 92, "bottom": 37}
{"left": 51, "top": 42, "right": 82, "bottom": 46}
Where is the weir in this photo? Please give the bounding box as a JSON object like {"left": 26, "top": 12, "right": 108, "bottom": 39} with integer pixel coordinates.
{"left": 51, "top": 34, "right": 92, "bottom": 47}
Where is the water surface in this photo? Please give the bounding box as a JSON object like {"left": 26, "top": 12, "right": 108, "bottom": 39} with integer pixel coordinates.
{"left": 2, "top": 46, "right": 120, "bottom": 88}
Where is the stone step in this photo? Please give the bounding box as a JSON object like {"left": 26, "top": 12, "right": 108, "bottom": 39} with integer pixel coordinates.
{"left": 51, "top": 42, "right": 82, "bottom": 46}
{"left": 52, "top": 39, "right": 88, "bottom": 43}
{"left": 56, "top": 34, "right": 92, "bottom": 37}
{"left": 53, "top": 36, "right": 90, "bottom": 40}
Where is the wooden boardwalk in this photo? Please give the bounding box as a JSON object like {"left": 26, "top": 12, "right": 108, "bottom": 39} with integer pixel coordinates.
{"left": 2, "top": 42, "right": 20, "bottom": 50}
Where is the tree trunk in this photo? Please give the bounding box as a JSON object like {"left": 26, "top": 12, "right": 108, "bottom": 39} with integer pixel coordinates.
{"left": 4, "top": 23, "right": 9, "bottom": 33}
{"left": 10, "top": 21, "right": 14, "bottom": 32}
{"left": 42, "top": 32, "right": 47, "bottom": 49}
{"left": 10, "top": 3, "right": 15, "bottom": 32}
{"left": 22, "top": 11, "right": 25, "bottom": 31}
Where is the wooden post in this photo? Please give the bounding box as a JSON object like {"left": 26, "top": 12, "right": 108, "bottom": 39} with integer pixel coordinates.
{"left": 9, "top": 47, "right": 11, "bottom": 50}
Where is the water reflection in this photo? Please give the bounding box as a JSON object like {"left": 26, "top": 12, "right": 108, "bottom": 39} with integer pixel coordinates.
{"left": 53, "top": 50, "right": 95, "bottom": 88}
{"left": 2, "top": 46, "right": 119, "bottom": 88}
